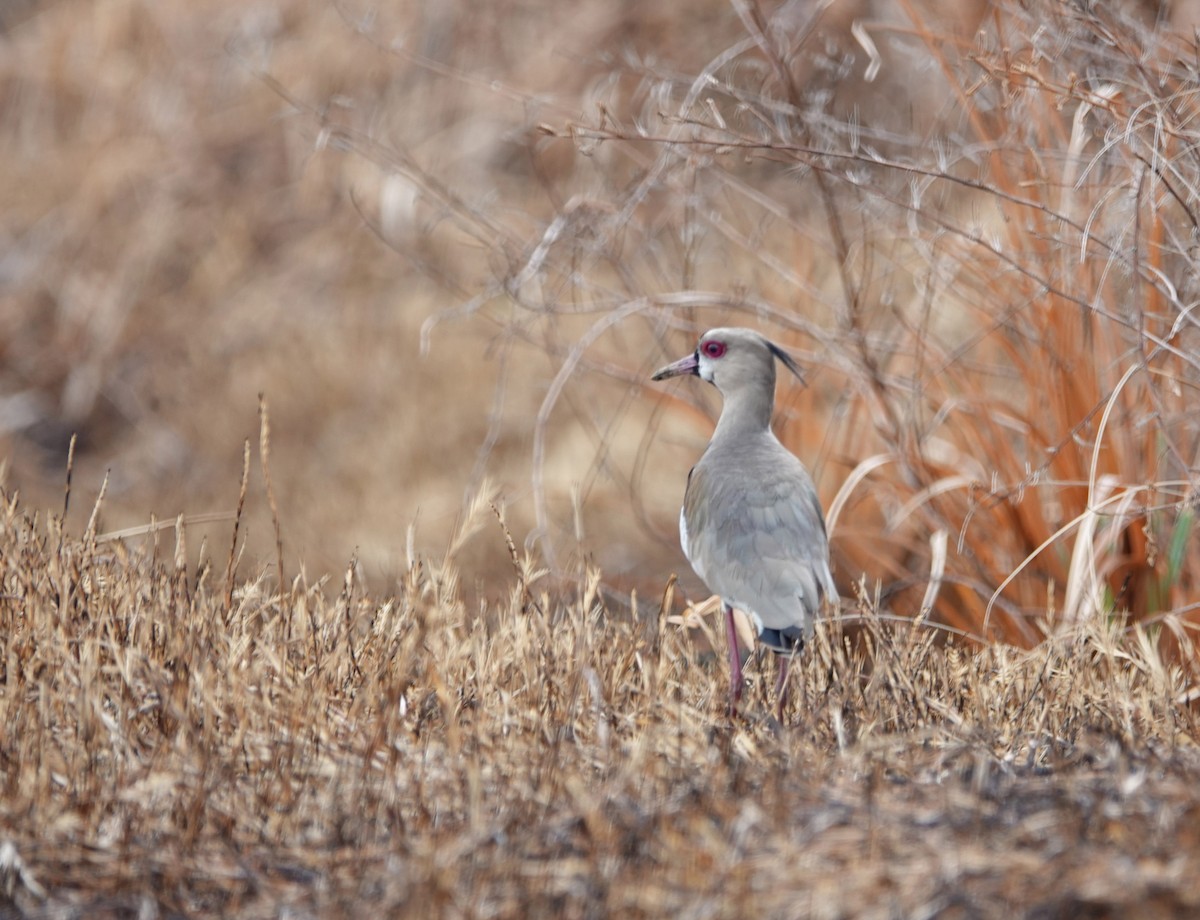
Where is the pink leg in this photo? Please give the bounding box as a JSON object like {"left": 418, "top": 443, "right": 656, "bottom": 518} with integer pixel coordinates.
{"left": 774, "top": 655, "right": 790, "bottom": 723}
{"left": 724, "top": 604, "right": 744, "bottom": 716}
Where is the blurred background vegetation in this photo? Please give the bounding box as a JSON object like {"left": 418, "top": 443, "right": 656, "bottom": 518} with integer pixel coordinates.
{"left": 4, "top": 0, "right": 1200, "bottom": 653}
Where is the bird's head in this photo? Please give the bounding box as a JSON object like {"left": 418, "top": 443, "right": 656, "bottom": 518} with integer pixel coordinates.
{"left": 651, "top": 327, "right": 804, "bottom": 395}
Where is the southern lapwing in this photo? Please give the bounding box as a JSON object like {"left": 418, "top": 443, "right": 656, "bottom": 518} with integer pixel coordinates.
{"left": 653, "top": 327, "right": 837, "bottom": 719}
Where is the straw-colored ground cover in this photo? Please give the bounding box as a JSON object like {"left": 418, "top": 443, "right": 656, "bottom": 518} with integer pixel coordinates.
{"left": 1, "top": 491, "right": 1198, "bottom": 918}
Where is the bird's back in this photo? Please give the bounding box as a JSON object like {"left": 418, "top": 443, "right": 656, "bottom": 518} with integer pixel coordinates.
{"left": 682, "top": 431, "right": 836, "bottom": 642}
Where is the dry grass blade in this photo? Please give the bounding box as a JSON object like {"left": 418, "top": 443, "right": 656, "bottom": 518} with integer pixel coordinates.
{"left": 258, "top": 393, "right": 286, "bottom": 611}
{"left": 225, "top": 439, "right": 252, "bottom": 613}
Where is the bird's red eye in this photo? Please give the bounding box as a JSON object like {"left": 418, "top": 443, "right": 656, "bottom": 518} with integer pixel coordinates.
{"left": 702, "top": 340, "right": 726, "bottom": 358}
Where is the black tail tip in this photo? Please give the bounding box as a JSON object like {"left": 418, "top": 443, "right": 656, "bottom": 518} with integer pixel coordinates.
{"left": 759, "top": 626, "right": 805, "bottom": 655}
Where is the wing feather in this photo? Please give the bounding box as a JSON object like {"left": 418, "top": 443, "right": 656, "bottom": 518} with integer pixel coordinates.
{"left": 680, "top": 440, "right": 836, "bottom": 637}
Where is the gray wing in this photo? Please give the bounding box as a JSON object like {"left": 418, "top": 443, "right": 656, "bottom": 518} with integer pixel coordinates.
{"left": 682, "top": 451, "right": 836, "bottom": 636}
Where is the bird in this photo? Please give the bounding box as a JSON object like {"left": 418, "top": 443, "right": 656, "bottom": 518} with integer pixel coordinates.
{"left": 652, "top": 327, "right": 837, "bottom": 719}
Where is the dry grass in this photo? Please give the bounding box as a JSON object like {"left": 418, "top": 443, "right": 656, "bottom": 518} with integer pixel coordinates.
{"left": 7, "top": 1, "right": 1200, "bottom": 916}
{"left": 2, "top": 487, "right": 1200, "bottom": 918}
